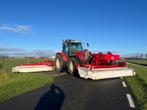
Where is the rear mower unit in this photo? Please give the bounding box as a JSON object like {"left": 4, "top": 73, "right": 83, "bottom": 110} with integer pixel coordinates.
{"left": 55, "top": 39, "right": 135, "bottom": 80}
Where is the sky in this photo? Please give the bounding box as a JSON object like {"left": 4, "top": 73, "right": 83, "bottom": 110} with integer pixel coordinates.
{"left": 0, "top": 0, "right": 147, "bottom": 55}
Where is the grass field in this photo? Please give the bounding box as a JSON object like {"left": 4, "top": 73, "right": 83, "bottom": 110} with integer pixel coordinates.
{"left": 127, "top": 58, "right": 147, "bottom": 66}
{"left": 0, "top": 57, "right": 54, "bottom": 102}
{"left": 126, "top": 62, "right": 147, "bottom": 110}
{"left": 2, "top": 57, "right": 46, "bottom": 71}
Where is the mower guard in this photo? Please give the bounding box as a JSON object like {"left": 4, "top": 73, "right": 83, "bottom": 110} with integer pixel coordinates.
{"left": 12, "top": 65, "right": 54, "bottom": 73}
{"left": 12, "top": 59, "right": 55, "bottom": 73}
{"left": 78, "top": 67, "right": 135, "bottom": 80}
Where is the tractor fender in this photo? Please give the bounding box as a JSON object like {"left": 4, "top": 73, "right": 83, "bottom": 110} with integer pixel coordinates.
{"left": 56, "top": 52, "right": 68, "bottom": 61}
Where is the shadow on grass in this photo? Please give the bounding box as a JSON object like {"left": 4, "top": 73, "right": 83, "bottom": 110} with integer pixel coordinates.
{"left": 35, "top": 84, "right": 65, "bottom": 110}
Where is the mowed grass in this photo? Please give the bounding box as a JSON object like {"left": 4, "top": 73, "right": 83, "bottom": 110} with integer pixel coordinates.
{"left": 0, "top": 57, "right": 54, "bottom": 102}
{"left": 127, "top": 58, "right": 147, "bottom": 65}
{"left": 126, "top": 63, "right": 147, "bottom": 110}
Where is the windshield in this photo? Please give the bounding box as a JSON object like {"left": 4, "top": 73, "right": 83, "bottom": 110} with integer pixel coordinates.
{"left": 71, "top": 43, "right": 83, "bottom": 52}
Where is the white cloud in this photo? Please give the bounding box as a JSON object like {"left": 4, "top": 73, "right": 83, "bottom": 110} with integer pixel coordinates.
{"left": 0, "top": 48, "right": 56, "bottom": 57}
{"left": 0, "top": 24, "right": 32, "bottom": 33}
{"left": 0, "top": 48, "right": 26, "bottom": 52}
{"left": 33, "top": 49, "right": 56, "bottom": 57}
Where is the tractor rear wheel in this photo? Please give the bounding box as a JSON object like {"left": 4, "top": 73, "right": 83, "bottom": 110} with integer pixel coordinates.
{"left": 55, "top": 54, "right": 65, "bottom": 72}
{"left": 67, "top": 57, "right": 80, "bottom": 76}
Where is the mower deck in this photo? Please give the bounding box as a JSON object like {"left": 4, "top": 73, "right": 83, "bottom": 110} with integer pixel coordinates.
{"left": 78, "top": 67, "right": 135, "bottom": 80}
{"left": 12, "top": 65, "right": 54, "bottom": 73}
{"left": 12, "top": 59, "right": 55, "bottom": 73}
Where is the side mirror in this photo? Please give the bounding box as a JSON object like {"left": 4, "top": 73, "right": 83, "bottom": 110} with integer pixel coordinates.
{"left": 87, "top": 43, "right": 89, "bottom": 47}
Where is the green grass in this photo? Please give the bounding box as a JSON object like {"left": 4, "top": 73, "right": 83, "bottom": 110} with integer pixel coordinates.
{"left": 126, "top": 63, "right": 147, "bottom": 110}
{"left": 0, "top": 71, "right": 53, "bottom": 102}
{"left": 2, "top": 57, "right": 46, "bottom": 71}
{"left": 127, "top": 59, "right": 147, "bottom": 65}
{"left": 0, "top": 57, "right": 54, "bottom": 102}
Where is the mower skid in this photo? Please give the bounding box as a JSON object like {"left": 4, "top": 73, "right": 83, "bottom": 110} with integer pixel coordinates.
{"left": 78, "top": 67, "right": 135, "bottom": 80}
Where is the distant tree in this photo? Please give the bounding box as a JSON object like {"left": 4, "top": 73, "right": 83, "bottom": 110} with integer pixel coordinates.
{"left": 140, "top": 54, "right": 143, "bottom": 59}
{"left": 0, "top": 62, "right": 3, "bottom": 70}
{"left": 0, "top": 56, "right": 4, "bottom": 63}
{"left": 145, "top": 54, "right": 147, "bottom": 59}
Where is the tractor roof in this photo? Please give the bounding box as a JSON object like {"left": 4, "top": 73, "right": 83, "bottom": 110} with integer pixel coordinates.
{"left": 63, "top": 39, "right": 81, "bottom": 44}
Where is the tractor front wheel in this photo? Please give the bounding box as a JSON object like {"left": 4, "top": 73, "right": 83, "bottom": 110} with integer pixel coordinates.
{"left": 67, "top": 57, "right": 80, "bottom": 76}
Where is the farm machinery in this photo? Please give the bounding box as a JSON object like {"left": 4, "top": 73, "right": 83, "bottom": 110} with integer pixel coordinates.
{"left": 12, "top": 59, "right": 55, "bottom": 73}
{"left": 12, "top": 39, "right": 135, "bottom": 80}
{"left": 55, "top": 39, "right": 135, "bottom": 80}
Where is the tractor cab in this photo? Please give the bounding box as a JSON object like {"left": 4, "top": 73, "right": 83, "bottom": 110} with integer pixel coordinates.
{"left": 62, "top": 40, "right": 83, "bottom": 57}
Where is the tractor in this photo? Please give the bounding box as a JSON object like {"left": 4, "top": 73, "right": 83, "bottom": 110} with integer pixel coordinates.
{"left": 55, "top": 39, "right": 135, "bottom": 80}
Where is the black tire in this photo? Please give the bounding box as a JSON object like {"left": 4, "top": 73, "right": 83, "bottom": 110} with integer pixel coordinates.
{"left": 55, "top": 54, "right": 65, "bottom": 72}
{"left": 67, "top": 57, "right": 80, "bottom": 76}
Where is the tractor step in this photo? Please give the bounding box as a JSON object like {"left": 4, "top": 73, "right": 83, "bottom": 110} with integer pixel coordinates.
{"left": 78, "top": 67, "right": 135, "bottom": 80}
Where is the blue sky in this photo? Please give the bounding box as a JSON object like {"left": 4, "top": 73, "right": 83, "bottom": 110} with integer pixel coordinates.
{"left": 0, "top": 0, "right": 147, "bottom": 55}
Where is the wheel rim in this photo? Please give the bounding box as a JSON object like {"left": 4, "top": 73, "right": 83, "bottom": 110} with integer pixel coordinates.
{"left": 69, "top": 61, "right": 74, "bottom": 72}
{"left": 56, "top": 58, "right": 61, "bottom": 69}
